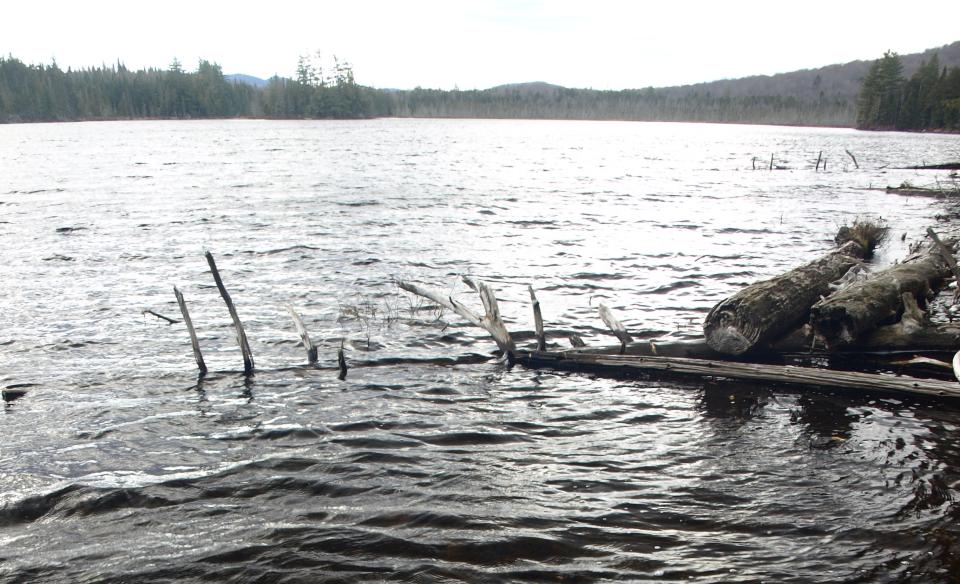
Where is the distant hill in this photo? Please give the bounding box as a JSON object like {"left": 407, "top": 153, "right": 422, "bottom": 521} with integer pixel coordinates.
{"left": 657, "top": 41, "right": 960, "bottom": 103}
{"left": 225, "top": 73, "right": 268, "bottom": 88}
{"left": 382, "top": 41, "right": 960, "bottom": 127}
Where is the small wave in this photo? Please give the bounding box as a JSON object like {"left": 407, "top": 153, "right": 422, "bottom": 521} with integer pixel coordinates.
{"left": 10, "top": 188, "right": 66, "bottom": 195}
{"left": 42, "top": 254, "right": 74, "bottom": 262}
{"left": 409, "top": 431, "right": 533, "bottom": 446}
{"left": 717, "top": 227, "right": 775, "bottom": 235}
{"left": 332, "top": 437, "right": 423, "bottom": 449}
{"left": 254, "top": 245, "right": 322, "bottom": 256}
{"left": 641, "top": 280, "right": 701, "bottom": 294}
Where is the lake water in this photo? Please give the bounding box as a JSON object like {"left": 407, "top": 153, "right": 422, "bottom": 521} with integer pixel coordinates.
{"left": 1, "top": 118, "right": 960, "bottom": 582}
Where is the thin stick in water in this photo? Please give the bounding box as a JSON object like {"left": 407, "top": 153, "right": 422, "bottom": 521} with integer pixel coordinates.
{"left": 287, "top": 304, "right": 318, "bottom": 364}
{"left": 174, "top": 286, "right": 207, "bottom": 374}
{"left": 528, "top": 285, "right": 546, "bottom": 351}
{"left": 205, "top": 251, "right": 254, "bottom": 374}
{"left": 143, "top": 309, "right": 179, "bottom": 325}
{"left": 338, "top": 345, "right": 348, "bottom": 380}
{"left": 845, "top": 149, "right": 859, "bottom": 169}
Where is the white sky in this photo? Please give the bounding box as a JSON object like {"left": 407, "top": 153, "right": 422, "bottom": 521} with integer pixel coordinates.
{"left": 2, "top": 0, "right": 958, "bottom": 90}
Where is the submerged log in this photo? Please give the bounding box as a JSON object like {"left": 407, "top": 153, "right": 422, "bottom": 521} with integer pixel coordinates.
{"left": 519, "top": 351, "right": 960, "bottom": 399}
{"left": 703, "top": 240, "right": 866, "bottom": 355}
{"left": 810, "top": 241, "right": 955, "bottom": 348}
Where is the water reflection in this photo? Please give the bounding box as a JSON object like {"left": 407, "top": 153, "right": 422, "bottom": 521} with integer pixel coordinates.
{"left": 698, "top": 381, "right": 769, "bottom": 423}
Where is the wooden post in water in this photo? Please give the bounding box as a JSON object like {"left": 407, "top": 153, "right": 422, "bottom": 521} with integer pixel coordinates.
{"left": 598, "top": 303, "right": 633, "bottom": 354}
{"left": 337, "top": 345, "right": 348, "bottom": 380}
{"left": 528, "top": 285, "right": 546, "bottom": 352}
{"left": 769, "top": 154, "right": 774, "bottom": 170}
{"left": 816, "top": 151, "right": 822, "bottom": 171}
{"left": 287, "top": 304, "right": 318, "bottom": 364}
{"left": 174, "top": 286, "right": 207, "bottom": 375}
{"left": 845, "top": 149, "right": 859, "bottom": 169}
{"left": 204, "top": 252, "right": 254, "bottom": 375}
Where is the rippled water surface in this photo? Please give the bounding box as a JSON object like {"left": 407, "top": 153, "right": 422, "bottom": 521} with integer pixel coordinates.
{"left": 2, "top": 119, "right": 960, "bottom": 582}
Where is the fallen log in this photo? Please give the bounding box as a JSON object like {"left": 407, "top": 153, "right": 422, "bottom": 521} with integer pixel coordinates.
{"left": 810, "top": 241, "right": 955, "bottom": 348}
{"left": 519, "top": 350, "right": 960, "bottom": 399}
{"left": 703, "top": 240, "right": 866, "bottom": 355}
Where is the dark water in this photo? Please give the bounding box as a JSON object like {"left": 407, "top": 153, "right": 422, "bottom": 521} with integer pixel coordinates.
{"left": 2, "top": 119, "right": 960, "bottom": 582}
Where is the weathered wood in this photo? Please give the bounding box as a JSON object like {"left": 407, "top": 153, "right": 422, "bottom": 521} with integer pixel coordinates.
{"left": 528, "top": 285, "right": 546, "bottom": 352}
{"left": 398, "top": 280, "right": 516, "bottom": 358}
{"left": 174, "top": 286, "right": 207, "bottom": 375}
{"left": 771, "top": 320, "right": 960, "bottom": 354}
{"left": 519, "top": 350, "right": 960, "bottom": 399}
{"left": 703, "top": 240, "right": 865, "bottom": 355}
{"left": 598, "top": 303, "right": 633, "bottom": 353}
{"left": 477, "top": 281, "right": 516, "bottom": 360}
{"left": 845, "top": 149, "right": 859, "bottom": 169}
{"left": 926, "top": 228, "right": 960, "bottom": 303}
{"left": 810, "top": 242, "right": 954, "bottom": 348}
{"left": 287, "top": 304, "right": 318, "bottom": 365}
{"left": 205, "top": 252, "right": 254, "bottom": 374}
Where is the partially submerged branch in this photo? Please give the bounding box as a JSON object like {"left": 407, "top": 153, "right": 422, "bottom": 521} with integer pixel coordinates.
{"left": 398, "top": 279, "right": 516, "bottom": 359}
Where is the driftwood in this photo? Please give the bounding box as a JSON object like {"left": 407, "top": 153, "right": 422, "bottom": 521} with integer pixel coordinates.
{"left": 398, "top": 280, "right": 516, "bottom": 359}
{"left": 205, "top": 252, "right": 254, "bottom": 374}
{"left": 519, "top": 351, "right": 960, "bottom": 398}
{"left": 903, "top": 162, "right": 960, "bottom": 170}
{"left": 174, "top": 286, "right": 207, "bottom": 375}
{"left": 143, "top": 309, "right": 178, "bottom": 324}
{"left": 338, "top": 345, "right": 348, "bottom": 380}
{"left": 703, "top": 240, "right": 865, "bottom": 355}
{"left": 528, "top": 286, "right": 546, "bottom": 351}
{"left": 598, "top": 303, "right": 633, "bottom": 353}
{"left": 287, "top": 305, "right": 318, "bottom": 365}
{"left": 810, "top": 241, "right": 954, "bottom": 348}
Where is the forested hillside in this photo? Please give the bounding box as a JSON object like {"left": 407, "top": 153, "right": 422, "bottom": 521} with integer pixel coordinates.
{"left": 1, "top": 41, "right": 959, "bottom": 129}
{"left": 0, "top": 56, "right": 376, "bottom": 122}
{"left": 855, "top": 51, "right": 960, "bottom": 130}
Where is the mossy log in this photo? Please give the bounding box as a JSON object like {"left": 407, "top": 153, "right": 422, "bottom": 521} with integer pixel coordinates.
{"left": 809, "top": 243, "right": 954, "bottom": 348}
{"left": 703, "top": 240, "right": 866, "bottom": 355}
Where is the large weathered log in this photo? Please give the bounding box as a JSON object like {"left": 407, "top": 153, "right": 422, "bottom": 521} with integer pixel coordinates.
{"left": 703, "top": 240, "right": 866, "bottom": 355}
{"left": 810, "top": 242, "right": 955, "bottom": 348}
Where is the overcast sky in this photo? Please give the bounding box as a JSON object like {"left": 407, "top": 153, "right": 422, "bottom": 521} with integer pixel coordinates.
{"left": 2, "top": 1, "right": 958, "bottom": 90}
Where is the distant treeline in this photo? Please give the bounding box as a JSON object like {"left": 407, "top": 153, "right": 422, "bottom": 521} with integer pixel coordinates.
{"left": 856, "top": 51, "right": 960, "bottom": 130}
{"left": 384, "top": 83, "right": 854, "bottom": 127}
{"left": 0, "top": 56, "right": 376, "bottom": 122}
{"left": 1, "top": 50, "right": 958, "bottom": 130}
